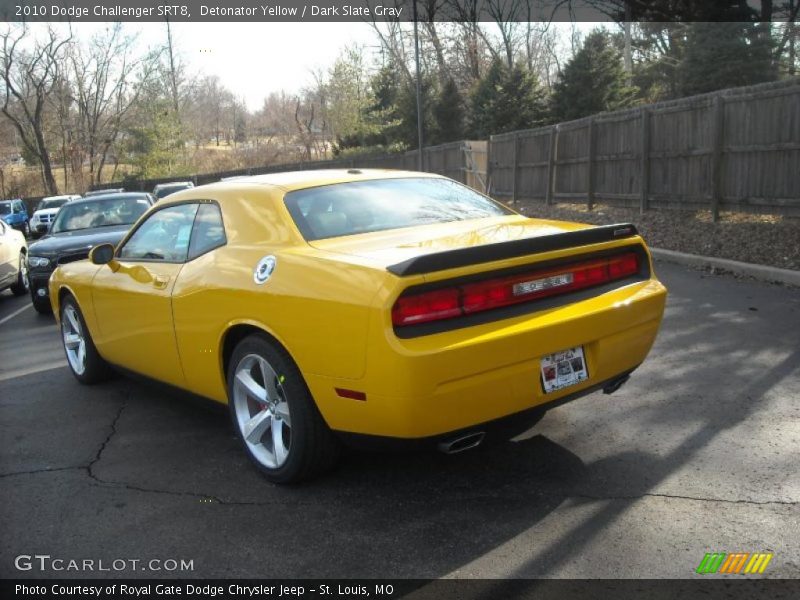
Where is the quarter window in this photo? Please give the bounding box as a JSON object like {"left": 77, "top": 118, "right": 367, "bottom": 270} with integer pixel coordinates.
{"left": 188, "top": 203, "right": 226, "bottom": 259}
{"left": 118, "top": 204, "right": 198, "bottom": 262}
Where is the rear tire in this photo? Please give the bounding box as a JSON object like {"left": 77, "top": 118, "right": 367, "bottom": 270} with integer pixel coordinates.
{"left": 9, "top": 254, "right": 29, "bottom": 296}
{"left": 227, "top": 334, "right": 341, "bottom": 483}
{"left": 60, "top": 295, "right": 112, "bottom": 384}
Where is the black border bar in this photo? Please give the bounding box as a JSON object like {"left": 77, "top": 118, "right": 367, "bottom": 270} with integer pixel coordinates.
{"left": 1, "top": 1, "right": 791, "bottom": 23}
{"left": 3, "top": 579, "right": 800, "bottom": 600}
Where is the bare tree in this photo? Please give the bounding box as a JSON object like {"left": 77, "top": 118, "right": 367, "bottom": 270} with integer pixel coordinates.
{"left": 1, "top": 25, "right": 72, "bottom": 195}
{"left": 69, "top": 23, "right": 157, "bottom": 186}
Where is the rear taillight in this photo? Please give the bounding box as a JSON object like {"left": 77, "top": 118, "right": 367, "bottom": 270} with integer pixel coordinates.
{"left": 391, "top": 251, "right": 640, "bottom": 328}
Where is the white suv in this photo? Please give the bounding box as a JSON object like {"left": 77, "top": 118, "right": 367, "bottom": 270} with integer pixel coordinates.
{"left": 29, "top": 195, "right": 80, "bottom": 238}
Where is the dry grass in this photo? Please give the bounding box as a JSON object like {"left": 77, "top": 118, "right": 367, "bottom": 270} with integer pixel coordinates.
{"left": 511, "top": 201, "right": 800, "bottom": 272}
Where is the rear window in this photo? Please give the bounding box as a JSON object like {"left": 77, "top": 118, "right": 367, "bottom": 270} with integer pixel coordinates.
{"left": 284, "top": 177, "right": 512, "bottom": 241}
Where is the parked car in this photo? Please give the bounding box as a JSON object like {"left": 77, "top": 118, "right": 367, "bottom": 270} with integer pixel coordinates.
{"left": 29, "top": 194, "right": 81, "bottom": 238}
{"left": 83, "top": 188, "right": 125, "bottom": 197}
{"left": 28, "top": 192, "right": 154, "bottom": 313}
{"left": 153, "top": 181, "right": 194, "bottom": 201}
{"left": 49, "top": 170, "right": 667, "bottom": 483}
{"left": 0, "top": 218, "right": 28, "bottom": 296}
{"left": 0, "top": 199, "right": 30, "bottom": 237}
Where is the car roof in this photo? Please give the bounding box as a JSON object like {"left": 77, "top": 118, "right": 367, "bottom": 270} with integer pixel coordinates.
{"left": 155, "top": 181, "right": 192, "bottom": 187}
{"left": 41, "top": 194, "right": 78, "bottom": 201}
{"left": 67, "top": 192, "right": 152, "bottom": 206}
{"left": 207, "top": 169, "right": 441, "bottom": 193}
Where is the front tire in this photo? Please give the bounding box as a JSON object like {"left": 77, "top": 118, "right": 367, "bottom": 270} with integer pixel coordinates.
{"left": 9, "top": 254, "right": 29, "bottom": 296}
{"left": 60, "top": 295, "right": 112, "bottom": 384}
{"left": 227, "top": 334, "right": 341, "bottom": 483}
{"left": 21, "top": 221, "right": 30, "bottom": 238}
{"left": 31, "top": 293, "right": 53, "bottom": 314}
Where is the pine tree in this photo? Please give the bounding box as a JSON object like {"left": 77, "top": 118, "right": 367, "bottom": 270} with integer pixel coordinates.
{"left": 677, "top": 22, "right": 777, "bottom": 96}
{"left": 393, "top": 75, "right": 437, "bottom": 150}
{"left": 468, "top": 59, "right": 506, "bottom": 138}
{"left": 431, "top": 78, "right": 465, "bottom": 144}
{"left": 492, "top": 63, "right": 547, "bottom": 134}
{"left": 551, "top": 30, "right": 636, "bottom": 122}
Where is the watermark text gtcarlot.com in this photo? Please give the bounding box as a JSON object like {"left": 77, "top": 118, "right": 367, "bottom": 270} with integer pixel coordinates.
{"left": 14, "top": 554, "right": 194, "bottom": 572}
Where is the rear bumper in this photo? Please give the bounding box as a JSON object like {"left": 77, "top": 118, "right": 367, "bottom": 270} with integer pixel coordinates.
{"left": 336, "top": 368, "right": 637, "bottom": 451}
{"left": 307, "top": 278, "right": 667, "bottom": 439}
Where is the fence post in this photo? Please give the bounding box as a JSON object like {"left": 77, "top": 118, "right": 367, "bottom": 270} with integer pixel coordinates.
{"left": 587, "top": 118, "right": 596, "bottom": 211}
{"left": 486, "top": 136, "right": 494, "bottom": 197}
{"left": 511, "top": 133, "right": 519, "bottom": 204}
{"left": 546, "top": 125, "right": 558, "bottom": 205}
{"left": 640, "top": 107, "right": 650, "bottom": 214}
{"left": 711, "top": 94, "right": 725, "bottom": 222}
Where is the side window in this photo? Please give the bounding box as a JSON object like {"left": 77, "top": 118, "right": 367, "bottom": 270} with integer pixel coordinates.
{"left": 118, "top": 204, "right": 198, "bottom": 262}
{"left": 188, "top": 203, "right": 226, "bottom": 260}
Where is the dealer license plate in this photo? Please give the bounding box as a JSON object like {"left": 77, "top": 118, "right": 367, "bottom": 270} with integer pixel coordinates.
{"left": 540, "top": 346, "right": 588, "bottom": 393}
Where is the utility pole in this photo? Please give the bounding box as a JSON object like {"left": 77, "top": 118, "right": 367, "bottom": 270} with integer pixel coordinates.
{"left": 624, "top": 2, "right": 633, "bottom": 86}
{"left": 413, "top": 0, "right": 423, "bottom": 171}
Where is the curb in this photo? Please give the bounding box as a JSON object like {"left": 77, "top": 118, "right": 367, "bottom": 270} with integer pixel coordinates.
{"left": 650, "top": 248, "right": 800, "bottom": 287}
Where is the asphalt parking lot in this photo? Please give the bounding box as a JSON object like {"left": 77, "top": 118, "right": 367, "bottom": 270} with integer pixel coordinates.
{"left": 1, "top": 261, "right": 798, "bottom": 579}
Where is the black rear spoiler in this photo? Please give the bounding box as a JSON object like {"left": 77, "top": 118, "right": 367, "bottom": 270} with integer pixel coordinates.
{"left": 386, "top": 223, "right": 639, "bottom": 276}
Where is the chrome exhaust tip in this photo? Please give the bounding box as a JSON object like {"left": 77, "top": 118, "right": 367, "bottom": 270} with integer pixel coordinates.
{"left": 438, "top": 431, "right": 485, "bottom": 454}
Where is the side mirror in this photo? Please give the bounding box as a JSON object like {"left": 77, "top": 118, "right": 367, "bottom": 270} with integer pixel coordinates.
{"left": 89, "top": 243, "right": 115, "bottom": 265}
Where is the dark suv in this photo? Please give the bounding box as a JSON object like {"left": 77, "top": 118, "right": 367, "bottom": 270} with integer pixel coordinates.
{"left": 27, "top": 192, "right": 154, "bottom": 313}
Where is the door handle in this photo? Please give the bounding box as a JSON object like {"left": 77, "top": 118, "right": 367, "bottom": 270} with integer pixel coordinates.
{"left": 153, "top": 274, "right": 170, "bottom": 289}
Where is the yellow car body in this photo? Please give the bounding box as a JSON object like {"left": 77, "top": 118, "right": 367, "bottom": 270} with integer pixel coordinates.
{"left": 50, "top": 170, "right": 666, "bottom": 468}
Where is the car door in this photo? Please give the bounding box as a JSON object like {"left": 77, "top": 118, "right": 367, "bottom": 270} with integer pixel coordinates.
{"left": 91, "top": 203, "right": 199, "bottom": 387}
{"left": 0, "top": 220, "right": 13, "bottom": 285}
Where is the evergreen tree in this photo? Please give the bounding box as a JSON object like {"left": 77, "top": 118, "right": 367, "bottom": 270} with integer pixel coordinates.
{"left": 551, "top": 30, "right": 636, "bottom": 122}
{"left": 393, "top": 75, "right": 437, "bottom": 149}
{"left": 677, "top": 22, "right": 777, "bottom": 96}
{"left": 468, "top": 59, "right": 506, "bottom": 138}
{"left": 492, "top": 64, "right": 547, "bottom": 134}
{"left": 431, "top": 78, "right": 465, "bottom": 144}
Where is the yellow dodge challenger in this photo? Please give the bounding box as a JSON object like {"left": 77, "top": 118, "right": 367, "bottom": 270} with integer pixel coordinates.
{"left": 50, "top": 170, "right": 667, "bottom": 482}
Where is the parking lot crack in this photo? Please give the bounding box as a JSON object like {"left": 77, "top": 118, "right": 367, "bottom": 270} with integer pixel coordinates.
{"left": 0, "top": 465, "right": 85, "bottom": 479}
{"left": 569, "top": 490, "right": 797, "bottom": 506}
{"left": 85, "top": 396, "right": 127, "bottom": 483}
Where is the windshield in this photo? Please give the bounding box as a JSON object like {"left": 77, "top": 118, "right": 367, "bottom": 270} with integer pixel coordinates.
{"left": 51, "top": 196, "right": 150, "bottom": 233}
{"left": 39, "top": 198, "right": 70, "bottom": 210}
{"left": 284, "top": 178, "right": 512, "bottom": 241}
{"left": 0, "top": 203, "right": 11, "bottom": 215}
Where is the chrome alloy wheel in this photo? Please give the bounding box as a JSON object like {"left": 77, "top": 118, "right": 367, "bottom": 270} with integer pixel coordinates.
{"left": 62, "top": 305, "right": 86, "bottom": 375}
{"left": 232, "top": 353, "right": 292, "bottom": 469}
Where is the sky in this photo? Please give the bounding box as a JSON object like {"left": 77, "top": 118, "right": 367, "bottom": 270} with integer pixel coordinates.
{"left": 114, "top": 22, "right": 387, "bottom": 110}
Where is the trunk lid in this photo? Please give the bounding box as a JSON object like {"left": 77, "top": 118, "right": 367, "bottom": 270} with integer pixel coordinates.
{"left": 307, "top": 215, "right": 595, "bottom": 271}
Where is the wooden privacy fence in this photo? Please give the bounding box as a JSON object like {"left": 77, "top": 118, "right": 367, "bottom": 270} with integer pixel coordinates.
{"left": 488, "top": 78, "right": 800, "bottom": 218}
{"left": 91, "top": 140, "right": 488, "bottom": 196}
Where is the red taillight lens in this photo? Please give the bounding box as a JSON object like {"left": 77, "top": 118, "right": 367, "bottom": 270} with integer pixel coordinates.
{"left": 392, "top": 251, "right": 640, "bottom": 328}
{"left": 391, "top": 287, "right": 461, "bottom": 326}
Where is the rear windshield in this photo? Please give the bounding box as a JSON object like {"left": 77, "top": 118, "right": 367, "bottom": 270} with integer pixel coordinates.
{"left": 284, "top": 178, "right": 512, "bottom": 241}
{"left": 51, "top": 196, "right": 150, "bottom": 233}
{"left": 0, "top": 203, "right": 10, "bottom": 215}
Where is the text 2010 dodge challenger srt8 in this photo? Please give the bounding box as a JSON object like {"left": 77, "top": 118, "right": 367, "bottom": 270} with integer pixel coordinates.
{"left": 50, "top": 170, "right": 667, "bottom": 482}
